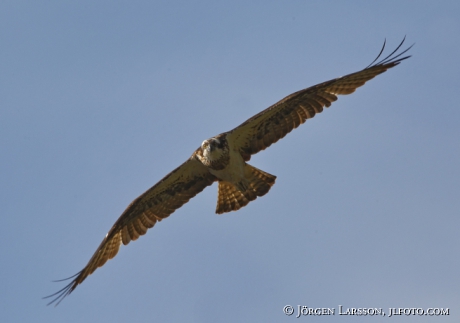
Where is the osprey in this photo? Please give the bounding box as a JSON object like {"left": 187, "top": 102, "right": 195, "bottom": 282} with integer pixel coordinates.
{"left": 46, "top": 39, "right": 411, "bottom": 305}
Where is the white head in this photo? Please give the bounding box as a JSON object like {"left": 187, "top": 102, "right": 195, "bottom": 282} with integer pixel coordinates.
{"left": 201, "top": 137, "right": 226, "bottom": 161}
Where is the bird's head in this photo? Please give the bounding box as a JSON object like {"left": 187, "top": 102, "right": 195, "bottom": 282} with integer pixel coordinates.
{"left": 201, "top": 136, "right": 228, "bottom": 161}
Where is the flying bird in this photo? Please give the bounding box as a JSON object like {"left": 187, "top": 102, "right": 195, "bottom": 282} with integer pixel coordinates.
{"left": 46, "top": 39, "right": 412, "bottom": 305}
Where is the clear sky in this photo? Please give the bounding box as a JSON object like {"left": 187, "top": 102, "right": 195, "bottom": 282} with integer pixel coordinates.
{"left": 1, "top": 1, "right": 459, "bottom": 322}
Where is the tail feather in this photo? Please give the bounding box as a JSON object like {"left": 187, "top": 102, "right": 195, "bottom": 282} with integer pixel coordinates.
{"left": 216, "top": 164, "right": 276, "bottom": 214}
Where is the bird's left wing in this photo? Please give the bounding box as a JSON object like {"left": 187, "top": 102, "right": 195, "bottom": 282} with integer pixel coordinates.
{"left": 45, "top": 153, "right": 216, "bottom": 305}
{"left": 227, "top": 39, "right": 412, "bottom": 161}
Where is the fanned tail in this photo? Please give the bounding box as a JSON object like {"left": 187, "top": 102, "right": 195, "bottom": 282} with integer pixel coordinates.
{"left": 216, "top": 164, "right": 276, "bottom": 214}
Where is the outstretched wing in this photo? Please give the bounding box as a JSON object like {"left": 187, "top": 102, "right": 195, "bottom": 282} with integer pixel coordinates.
{"left": 228, "top": 39, "right": 412, "bottom": 161}
{"left": 45, "top": 154, "right": 216, "bottom": 305}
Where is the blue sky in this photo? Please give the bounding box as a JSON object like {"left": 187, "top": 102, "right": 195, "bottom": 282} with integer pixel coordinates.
{"left": 1, "top": 1, "right": 459, "bottom": 322}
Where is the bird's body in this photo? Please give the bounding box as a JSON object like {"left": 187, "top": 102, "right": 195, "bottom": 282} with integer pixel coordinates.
{"left": 196, "top": 133, "right": 276, "bottom": 206}
{"left": 46, "top": 39, "right": 412, "bottom": 305}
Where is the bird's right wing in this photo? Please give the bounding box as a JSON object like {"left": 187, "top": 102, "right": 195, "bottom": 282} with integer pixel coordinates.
{"left": 45, "top": 153, "right": 216, "bottom": 305}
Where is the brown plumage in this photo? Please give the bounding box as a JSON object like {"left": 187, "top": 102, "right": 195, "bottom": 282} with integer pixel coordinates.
{"left": 216, "top": 164, "right": 276, "bottom": 214}
{"left": 45, "top": 39, "right": 411, "bottom": 305}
